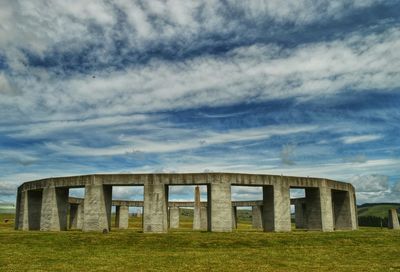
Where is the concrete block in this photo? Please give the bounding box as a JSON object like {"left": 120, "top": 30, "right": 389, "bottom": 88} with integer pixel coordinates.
{"left": 200, "top": 206, "right": 208, "bottom": 230}
{"left": 143, "top": 183, "right": 168, "bottom": 233}
{"left": 305, "top": 187, "right": 323, "bottom": 230}
{"left": 40, "top": 186, "right": 69, "bottom": 231}
{"left": 16, "top": 190, "right": 28, "bottom": 230}
{"left": 70, "top": 202, "right": 84, "bottom": 229}
{"left": 332, "top": 190, "right": 353, "bottom": 230}
{"left": 20, "top": 190, "right": 42, "bottom": 230}
{"left": 232, "top": 206, "right": 237, "bottom": 229}
{"left": 193, "top": 186, "right": 201, "bottom": 230}
{"left": 388, "top": 209, "right": 400, "bottom": 229}
{"left": 263, "top": 183, "right": 291, "bottom": 232}
{"left": 252, "top": 205, "right": 263, "bottom": 229}
{"left": 319, "top": 185, "right": 334, "bottom": 232}
{"left": 208, "top": 183, "right": 232, "bottom": 232}
{"left": 169, "top": 207, "right": 180, "bottom": 229}
{"left": 83, "top": 184, "right": 112, "bottom": 232}
{"left": 294, "top": 200, "right": 306, "bottom": 229}
{"left": 115, "top": 205, "right": 129, "bottom": 229}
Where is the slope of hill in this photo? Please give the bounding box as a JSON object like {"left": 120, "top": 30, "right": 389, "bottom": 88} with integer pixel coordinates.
{"left": 0, "top": 204, "right": 15, "bottom": 214}
{"left": 357, "top": 203, "right": 400, "bottom": 218}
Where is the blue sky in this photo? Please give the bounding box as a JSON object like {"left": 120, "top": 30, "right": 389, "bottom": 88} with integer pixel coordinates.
{"left": 0, "top": 0, "right": 399, "bottom": 205}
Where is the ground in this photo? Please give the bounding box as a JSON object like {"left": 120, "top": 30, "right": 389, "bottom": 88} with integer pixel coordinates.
{"left": 1, "top": 213, "right": 399, "bottom": 272}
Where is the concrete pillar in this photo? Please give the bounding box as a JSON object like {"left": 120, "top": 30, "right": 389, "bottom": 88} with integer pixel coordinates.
{"left": 388, "top": 209, "right": 400, "bottom": 229}
{"left": 294, "top": 200, "right": 306, "bottom": 229}
{"left": 304, "top": 188, "right": 322, "bottom": 230}
{"left": 200, "top": 206, "right": 208, "bottom": 230}
{"left": 252, "top": 205, "right": 263, "bottom": 229}
{"left": 232, "top": 206, "right": 237, "bottom": 229}
{"left": 115, "top": 206, "right": 120, "bottom": 228}
{"left": 16, "top": 189, "right": 28, "bottom": 230}
{"left": 69, "top": 204, "right": 78, "bottom": 229}
{"left": 169, "top": 207, "right": 180, "bottom": 229}
{"left": 83, "top": 184, "right": 112, "bottom": 232}
{"left": 40, "top": 186, "right": 69, "bottom": 231}
{"left": 349, "top": 191, "right": 358, "bottom": 230}
{"left": 14, "top": 189, "right": 22, "bottom": 230}
{"left": 263, "top": 183, "right": 291, "bottom": 232}
{"left": 208, "top": 182, "right": 232, "bottom": 232}
{"left": 332, "top": 190, "right": 354, "bottom": 230}
{"left": 143, "top": 182, "right": 168, "bottom": 233}
{"left": 70, "top": 203, "right": 84, "bottom": 229}
{"left": 18, "top": 190, "right": 42, "bottom": 230}
{"left": 319, "top": 184, "right": 334, "bottom": 232}
{"left": 193, "top": 186, "right": 201, "bottom": 230}
{"left": 115, "top": 205, "right": 129, "bottom": 229}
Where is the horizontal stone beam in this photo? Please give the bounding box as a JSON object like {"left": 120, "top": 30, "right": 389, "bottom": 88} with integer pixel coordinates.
{"left": 18, "top": 173, "right": 354, "bottom": 193}
{"left": 69, "top": 197, "right": 304, "bottom": 207}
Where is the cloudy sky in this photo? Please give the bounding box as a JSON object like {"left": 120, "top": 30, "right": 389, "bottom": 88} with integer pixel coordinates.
{"left": 0, "top": 0, "right": 399, "bottom": 205}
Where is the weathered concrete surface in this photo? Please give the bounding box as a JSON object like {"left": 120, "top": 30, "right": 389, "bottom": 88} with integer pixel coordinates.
{"left": 40, "top": 186, "right": 69, "bottom": 231}
{"left": 70, "top": 202, "right": 84, "bottom": 229}
{"left": 319, "top": 183, "right": 334, "bottom": 232}
{"left": 115, "top": 205, "right": 129, "bottom": 229}
{"left": 294, "top": 199, "right": 306, "bottom": 229}
{"left": 348, "top": 191, "right": 358, "bottom": 230}
{"left": 169, "top": 207, "right": 180, "bottom": 229}
{"left": 208, "top": 182, "right": 232, "bottom": 232}
{"left": 17, "top": 173, "right": 357, "bottom": 233}
{"left": 19, "top": 190, "right": 42, "bottom": 230}
{"left": 14, "top": 190, "right": 22, "bottom": 230}
{"left": 232, "top": 206, "right": 237, "bottom": 229}
{"left": 332, "top": 190, "right": 353, "bottom": 230}
{"left": 304, "top": 187, "right": 322, "bottom": 230}
{"left": 200, "top": 206, "right": 208, "bottom": 230}
{"left": 16, "top": 190, "right": 28, "bottom": 230}
{"left": 143, "top": 183, "right": 168, "bottom": 233}
{"left": 69, "top": 197, "right": 264, "bottom": 208}
{"left": 263, "top": 182, "right": 291, "bottom": 232}
{"left": 388, "top": 209, "right": 400, "bottom": 229}
{"left": 193, "top": 186, "right": 201, "bottom": 230}
{"left": 83, "top": 184, "right": 112, "bottom": 232}
{"left": 252, "top": 205, "right": 263, "bottom": 229}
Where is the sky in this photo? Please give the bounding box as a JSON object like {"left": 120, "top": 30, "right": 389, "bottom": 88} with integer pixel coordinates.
{"left": 0, "top": 0, "right": 399, "bottom": 205}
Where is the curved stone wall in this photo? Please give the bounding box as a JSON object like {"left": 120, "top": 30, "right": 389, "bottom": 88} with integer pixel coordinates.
{"left": 15, "top": 173, "right": 357, "bottom": 233}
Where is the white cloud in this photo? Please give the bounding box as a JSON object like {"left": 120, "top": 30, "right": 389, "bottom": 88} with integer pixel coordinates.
{"left": 0, "top": 0, "right": 398, "bottom": 206}
{"left": 0, "top": 182, "right": 18, "bottom": 196}
{"left": 341, "top": 134, "right": 382, "bottom": 144}
{"left": 348, "top": 174, "right": 389, "bottom": 192}
{"left": 280, "top": 143, "right": 296, "bottom": 165}
{"left": 112, "top": 186, "right": 144, "bottom": 200}
{"left": 2, "top": 26, "right": 399, "bottom": 124}
{"left": 43, "top": 124, "right": 317, "bottom": 156}
{"left": 392, "top": 181, "right": 400, "bottom": 193}
{"left": 0, "top": 150, "right": 38, "bottom": 166}
{"left": 0, "top": 73, "right": 14, "bottom": 95}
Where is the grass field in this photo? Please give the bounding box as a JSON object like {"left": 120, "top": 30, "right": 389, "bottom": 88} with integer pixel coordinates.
{"left": 1, "top": 213, "right": 400, "bottom": 272}
{"left": 358, "top": 204, "right": 400, "bottom": 218}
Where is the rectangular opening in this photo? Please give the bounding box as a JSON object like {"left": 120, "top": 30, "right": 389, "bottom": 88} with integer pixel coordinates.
{"left": 290, "top": 188, "right": 305, "bottom": 230}
{"left": 27, "top": 190, "right": 42, "bottom": 230}
{"left": 231, "top": 185, "right": 263, "bottom": 231}
{"left": 167, "top": 185, "right": 207, "bottom": 231}
{"left": 112, "top": 186, "right": 144, "bottom": 231}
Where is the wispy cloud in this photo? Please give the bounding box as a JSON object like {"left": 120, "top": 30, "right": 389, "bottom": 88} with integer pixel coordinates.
{"left": 43, "top": 124, "right": 317, "bottom": 156}
{"left": 280, "top": 144, "right": 296, "bottom": 166}
{"left": 0, "top": 0, "right": 399, "bottom": 204}
{"left": 341, "top": 134, "right": 382, "bottom": 144}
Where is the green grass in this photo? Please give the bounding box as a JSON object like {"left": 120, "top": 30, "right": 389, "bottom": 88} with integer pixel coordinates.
{"left": 358, "top": 204, "right": 400, "bottom": 218}
{"left": 1, "top": 213, "right": 400, "bottom": 271}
